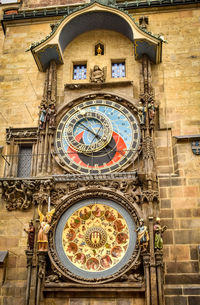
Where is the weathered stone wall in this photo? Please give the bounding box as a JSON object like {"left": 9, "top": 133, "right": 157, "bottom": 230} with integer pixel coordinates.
{"left": 141, "top": 7, "right": 200, "bottom": 304}
{"left": 21, "top": 0, "right": 89, "bottom": 9}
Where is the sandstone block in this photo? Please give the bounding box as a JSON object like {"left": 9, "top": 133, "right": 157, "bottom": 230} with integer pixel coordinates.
{"left": 165, "top": 296, "right": 187, "bottom": 305}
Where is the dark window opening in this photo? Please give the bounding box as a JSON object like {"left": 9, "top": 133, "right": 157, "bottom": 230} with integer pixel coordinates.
{"left": 17, "top": 145, "right": 32, "bottom": 178}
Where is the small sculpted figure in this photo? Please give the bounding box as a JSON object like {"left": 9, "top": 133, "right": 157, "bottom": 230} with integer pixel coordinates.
{"left": 138, "top": 102, "right": 146, "bottom": 125}
{"left": 39, "top": 104, "right": 47, "bottom": 129}
{"left": 136, "top": 218, "right": 149, "bottom": 251}
{"left": 47, "top": 103, "right": 56, "bottom": 128}
{"left": 90, "top": 65, "right": 106, "bottom": 83}
{"left": 37, "top": 207, "right": 55, "bottom": 251}
{"left": 24, "top": 220, "right": 35, "bottom": 250}
{"left": 154, "top": 217, "right": 167, "bottom": 250}
{"left": 148, "top": 100, "right": 156, "bottom": 124}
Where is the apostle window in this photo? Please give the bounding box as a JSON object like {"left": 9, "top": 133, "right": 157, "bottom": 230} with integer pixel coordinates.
{"left": 73, "top": 64, "right": 87, "bottom": 80}
{"left": 111, "top": 62, "right": 125, "bottom": 78}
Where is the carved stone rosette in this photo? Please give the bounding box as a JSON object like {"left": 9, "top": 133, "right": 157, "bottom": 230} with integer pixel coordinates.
{"left": 48, "top": 188, "right": 143, "bottom": 284}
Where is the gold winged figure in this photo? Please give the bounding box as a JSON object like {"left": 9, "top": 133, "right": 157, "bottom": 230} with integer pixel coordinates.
{"left": 37, "top": 207, "right": 55, "bottom": 251}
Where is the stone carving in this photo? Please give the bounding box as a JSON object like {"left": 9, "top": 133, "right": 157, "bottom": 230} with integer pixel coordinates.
{"left": 90, "top": 65, "right": 106, "bottom": 83}
{"left": 148, "top": 100, "right": 156, "bottom": 125}
{"left": 119, "top": 259, "right": 143, "bottom": 282}
{"left": 51, "top": 188, "right": 67, "bottom": 205}
{"left": 6, "top": 127, "right": 38, "bottom": 144}
{"left": 136, "top": 219, "right": 149, "bottom": 251}
{"left": 3, "top": 180, "right": 39, "bottom": 211}
{"left": 24, "top": 220, "right": 35, "bottom": 250}
{"left": 120, "top": 271, "right": 143, "bottom": 282}
{"left": 130, "top": 183, "right": 142, "bottom": 203}
{"left": 37, "top": 207, "right": 55, "bottom": 251}
{"left": 45, "top": 274, "right": 60, "bottom": 283}
{"left": 138, "top": 101, "right": 146, "bottom": 125}
{"left": 33, "top": 180, "right": 54, "bottom": 206}
{"left": 141, "top": 189, "right": 159, "bottom": 204}
{"left": 38, "top": 252, "right": 47, "bottom": 279}
{"left": 154, "top": 217, "right": 167, "bottom": 250}
{"left": 46, "top": 103, "right": 56, "bottom": 129}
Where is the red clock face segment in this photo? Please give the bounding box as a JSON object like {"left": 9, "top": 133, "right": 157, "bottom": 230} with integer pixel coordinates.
{"left": 56, "top": 100, "right": 140, "bottom": 174}
{"left": 67, "top": 131, "right": 126, "bottom": 168}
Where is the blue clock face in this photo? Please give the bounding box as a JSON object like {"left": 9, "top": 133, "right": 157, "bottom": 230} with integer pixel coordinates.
{"left": 56, "top": 100, "right": 140, "bottom": 174}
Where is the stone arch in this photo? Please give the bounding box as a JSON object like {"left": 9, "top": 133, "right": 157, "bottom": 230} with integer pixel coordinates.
{"left": 30, "top": 2, "right": 162, "bottom": 71}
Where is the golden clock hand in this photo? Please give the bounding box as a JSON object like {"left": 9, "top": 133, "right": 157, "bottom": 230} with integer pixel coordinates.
{"left": 90, "top": 125, "right": 103, "bottom": 145}
{"left": 79, "top": 122, "right": 101, "bottom": 139}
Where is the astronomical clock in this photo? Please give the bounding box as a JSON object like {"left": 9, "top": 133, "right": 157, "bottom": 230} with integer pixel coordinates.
{"left": 48, "top": 94, "right": 143, "bottom": 285}
{"left": 55, "top": 99, "right": 141, "bottom": 174}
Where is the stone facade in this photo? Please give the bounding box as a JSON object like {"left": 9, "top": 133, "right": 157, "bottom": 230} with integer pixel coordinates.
{"left": 0, "top": 1, "right": 200, "bottom": 305}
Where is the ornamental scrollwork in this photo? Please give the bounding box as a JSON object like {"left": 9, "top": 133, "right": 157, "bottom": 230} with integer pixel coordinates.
{"left": 2, "top": 180, "right": 40, "bottom": 211}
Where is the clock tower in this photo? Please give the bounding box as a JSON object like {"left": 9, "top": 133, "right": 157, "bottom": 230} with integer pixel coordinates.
{"left": 22, "top": 3, "right": 163, "bottom": 303}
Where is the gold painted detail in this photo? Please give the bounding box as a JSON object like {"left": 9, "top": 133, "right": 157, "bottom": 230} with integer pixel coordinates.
{"left": 62, "top": 204, "right": 129, "bottom": 272}
{"left": 85, "top": 226, "right": 107, "bottom": 249}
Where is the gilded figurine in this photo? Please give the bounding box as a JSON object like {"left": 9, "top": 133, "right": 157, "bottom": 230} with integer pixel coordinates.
{"left": 136, "top": 219, "right": 149, "bottom": 251}
{"left": 37, "top": 207, "right": 55, "bottom": 251}
{"left": 90, "top": 65, "right": 106, "bottom": 83}
{"left": 24, "top": 220, "right": 35, "bottom": 250}
{"left": 154, "top": 217, "right": 167, "bottom": 250}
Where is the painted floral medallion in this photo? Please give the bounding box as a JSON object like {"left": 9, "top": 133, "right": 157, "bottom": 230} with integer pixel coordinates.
{"left": 62, "top": 204, "right": 129, "bottom": 272}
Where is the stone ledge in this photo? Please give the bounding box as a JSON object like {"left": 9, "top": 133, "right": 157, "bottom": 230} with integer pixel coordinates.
{"left": 52, "top": 171, "right": 137, "bottom": 182}
{"left": 64, "top": 81, "right": 133, "bottom": 90}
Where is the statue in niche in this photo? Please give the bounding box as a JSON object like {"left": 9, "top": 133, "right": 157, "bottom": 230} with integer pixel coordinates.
{"left": 47, "top": 103, "right": 56, "bottom": 129}
{"left": 39, "top": 104, "right": 47, "bottom": 129}
{"left": 90, "top": 65, "right": 106, "bottom": 83}
{"left": 148, "top": 100, "right": 156, "bottom": 125}
{"left": 136, "top": 218, "right": 149, "bottom": 251}
{"left": 37, "top": 207, "right": 55, "bottom": 251}
{"left": 24, "top": 220, "right": 35, "bottom": 251}
{"left": 154, "top": 217, "right": 167, "bottom": 250}
{"left": 138, "top": 102, "right": 147, "bottom": 125}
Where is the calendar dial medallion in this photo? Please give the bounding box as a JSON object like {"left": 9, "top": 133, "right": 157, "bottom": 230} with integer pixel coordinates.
{"left": 56, "top": 99, "right": 140, "bottom": 174}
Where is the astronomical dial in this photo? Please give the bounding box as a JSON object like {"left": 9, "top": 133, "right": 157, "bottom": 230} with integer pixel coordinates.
{"left": 65, "top": 110, "right": 113, "bottom": 153}
{"left": 54, "top": 198, "right": 137, "bottom": 280}
{"left": 55, "top": 99, "right": 140, "bottom": 174}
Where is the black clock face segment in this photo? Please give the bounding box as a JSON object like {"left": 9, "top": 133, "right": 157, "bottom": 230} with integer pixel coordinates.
{"left": 56, "top": 100, "right": 140, "bottom": 173}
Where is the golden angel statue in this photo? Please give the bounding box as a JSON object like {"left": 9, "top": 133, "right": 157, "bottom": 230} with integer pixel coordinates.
{"left": 37, "top": 207, "right": 55, "bottom": 251}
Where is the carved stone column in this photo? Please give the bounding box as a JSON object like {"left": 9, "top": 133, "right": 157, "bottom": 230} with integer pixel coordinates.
{"left": 143, "top": 253, "right": 150, "bottom": 305}
{"left": 25, "top": 250, "right": 34, "bottom": 305}
{"left": 35, "top": 251, "right": 47, "bottom": 305}
{"left": 155, "top": 251, "right": 164, "bottom": 305}
{"left": 36, "top": 60, "right": 57, "bottom": 176}
{"left": 139, "top": 54, "right": 160, "bottom": 305}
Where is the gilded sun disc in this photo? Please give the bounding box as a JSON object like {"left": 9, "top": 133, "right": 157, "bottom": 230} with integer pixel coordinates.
{"left": 62, "top": 203, "right": 129, "bottom": 272}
